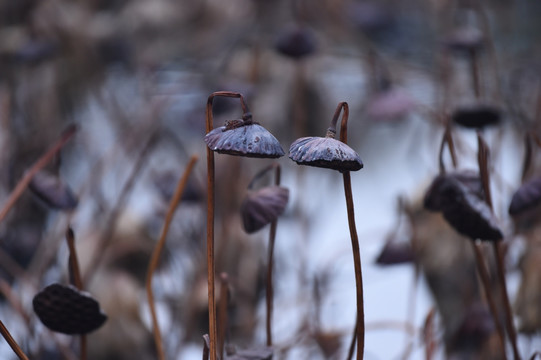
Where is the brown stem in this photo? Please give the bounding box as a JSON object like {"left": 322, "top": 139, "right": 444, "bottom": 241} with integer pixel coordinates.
{"left": 0, "top": 125, "right": 76, "bottom": 224}
{"left": 477, "top": 132, "right": 520, "bottom": 360}
{"left": 423, "top": 308, "right": 436, "bottom": 360}
{"left": 217, "top": 273, "right": 229, "bottom": 359}
{"left": 146, "top": 155, "right": 198, "bottom": 360}
{"left": 65, "top": 227, "right": 85, "bottom": 360}
{"left": 335, "top": 102, "right": 364, "bottom": 360}
{"left": 83, "top": 130, "right": 159, "bottom": 284}
{"left": 493, "top": 242, "right": 521, "bottom": 360}
{"left": 472, "top": 242, "right": 507, "bottom": 359}
{"left": 521, "top": 134, "right": 532, "bottom": 183}
{"left": 206, "top": 91, "right": 248, "bottom": 360}
{"left": 346, "top": 317, "right": 357, "bottom": 360}
{"left": 266, "top": 164, "right": 281, "bottom": 347}
{"left": 0, "top": 320, "right": 29, "bottom": 360}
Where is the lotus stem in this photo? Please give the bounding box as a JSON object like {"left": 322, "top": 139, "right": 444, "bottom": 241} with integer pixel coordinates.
{"left": 206, "top": 91, "right": 247, "bottom": 360}
{"left": 266, "top": 163, "right": 281, "bottom": 346}
{"left": 146, "top": 155, "right": 199, "bottom": 360}
{"left": 66, "top": 227, "right": 86, "bottom": 360}
{"left": 477, "top": 132, "right": 520, "bottom": 360}
{"left": 0, "top": 125, "right": 76, "bottom": 224}
{"left": 334, "top": 102, "right": 364, "bottom": 360}
{"left": 218, "top": 273, "right": 229, "bottom": 359}
{"left": 0, "top": 320, "right": 28, "bottom": 360}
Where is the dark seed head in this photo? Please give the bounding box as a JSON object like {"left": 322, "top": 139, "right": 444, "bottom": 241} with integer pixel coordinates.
{"left": 376, "top": 241, "right": 414, "bottom": 266}
{"left": 275, "top": 25, "right": 316, "bottom": 60}
{"left": 509, "top": 177, "right": 541, "bottom": 216}
{"left": 424, "top": 171, "right": 484, "bottom": 211}
{"left": 241, "top": 186, "right": 289, "bottom": 233}
{"left": 452, "top": 103, "right": 501, "bottom": 129}
{"left": 205, "top": 123, "right": 285, "bottom": 158}
{"left": 29, "top": 171, "right": 78, "bottom": 210}
{"left": 33, "top": 283, "right": 107, "bottom": 335}
{"left": 289, "top": 136, "right": 363, "bottom": 172}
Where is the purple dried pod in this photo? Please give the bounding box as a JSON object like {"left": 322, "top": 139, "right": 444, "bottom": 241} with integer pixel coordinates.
{"left": 451, "top": 103, "right": 501, "bottom": 129}
{"left": 509, "top": 177, "right": 541, "bottom": 216}
{"left": 443, "top": 26, "right": 485, "bottom": 54}
{"left": 241, "top": 186, "right": 289, "bottom": 234}
{"left": 29, "top": 170, "right": 78, "bottom": 210}
{"left": 289, "top": 136, "right": 363, "bottom": 172}
{"left": 33, "top": 283, "right": 107, "bottom": 335}
{"left": 428, "top": 176, "right": 502, "bottom": 241}
{"left": 365, "top": 88, "right": 416, "bottom": 122}
{"left": 424, "top": 171, "right": 484, "bottom": 211}
{"left": 225, "top": 346, "right": 273, "bottom": 360}
{"left": 375, "top": 241, "right": 414, "bottom": 266}
{"left": 205, "top": 115, "right": 284, "bottom": 158}
{"left": 275, "top": 25, "right": 316, "bottom": 60}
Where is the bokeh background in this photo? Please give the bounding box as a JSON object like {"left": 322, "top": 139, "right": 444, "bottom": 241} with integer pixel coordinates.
{"left": 1, "top": 0, "right": 541, "bottom": 359}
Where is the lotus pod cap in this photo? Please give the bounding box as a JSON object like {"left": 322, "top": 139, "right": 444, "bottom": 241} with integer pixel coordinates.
{"left": 424, "top": 174, "right": 502, "bottom": 241}
{"left": 275, "top": 25, "right": 316, "bottom": 59}
{"left": 33, "top": 283, "right": 107, "bottom": 335}
{"left": 452, "top": 103, "right": 501, "bottom": 129}
{"left": 205, "top": 120, "right": 284, "bottom": 158}
{"left": 289, "top": 136, "right": 363, "bottom": 172}
{"left": 444, "top": 27, "right": 485, "bottom": 53}
{"left": 509, "top": 177, "right": 541, "bottom": 216}
{"left": 241, "top": 186, "right": 289, "bottom": 233}
{"left": 29, "top": 171, "right": 78, "bottom": 210}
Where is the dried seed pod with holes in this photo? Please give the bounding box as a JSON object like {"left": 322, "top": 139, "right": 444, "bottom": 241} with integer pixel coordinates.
{"left": 289, "top": 135, "right": 363, "bottom": 173}
{"left": 424, "top": 174, "right": 502, "bottom": 241}
{"left": 509, "top": 176, "right": 541, "bottom": 216}
{"left": 29, "top": 170, "right": 78, "bottom": 209}
{"left": 33, "top": 283, "right": 107, "bottom": 335}
{"left": 205, "top": 114, "right": 284, "bottom": 158}
{"left": 275, "top": 25, "right": 316, "bottom": 60}
{"left": 241, "top": 186, "right": 289, "bottom": 234}
{"left": 451, "top": 103, "right": 501, "bottom": 129}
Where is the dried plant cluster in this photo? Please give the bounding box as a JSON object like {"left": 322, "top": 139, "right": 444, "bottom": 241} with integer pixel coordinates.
{"left": 1, "top": 1, "right": 541, "bottom": 360}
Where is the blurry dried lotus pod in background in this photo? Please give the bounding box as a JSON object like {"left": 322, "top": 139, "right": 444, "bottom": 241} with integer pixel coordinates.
{"left": 29, "top": 170, "right": 78, "bottom": 210}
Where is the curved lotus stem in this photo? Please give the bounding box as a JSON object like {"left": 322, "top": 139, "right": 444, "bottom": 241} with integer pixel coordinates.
{"left": 334, "top": 102, "right": 365, "bottom": 360}
{"left": 206, "top": 91, "right": 248, "bottom": 360}
{"left": 146, "top": 155, "right": 199, "bottom": 360}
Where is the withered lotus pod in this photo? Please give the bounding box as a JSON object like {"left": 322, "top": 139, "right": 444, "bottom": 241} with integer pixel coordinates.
{"left": 29, "top": 170, "right": 78, "bottom": 210}
{"left": 346, "top": 1, "right": 393, "bottom": 34}
{"left": 205, "top": 113, "right": 284, "bottom": 158}
{"left": 289, "top": 134, "right": 363, "bottom": 172}
{"left": 451, "top": 103, "right": 501, "bottom": 129}
{"left": 443, "top": 26, "right": 485, "bottom": 53}
{"left": 275, "top": 25, "right": 316, "bottom": 59}
{"left": 241, "top": 186, "right": 289, "bottom": 233}
{"left": 509, "top": 177, "right": 541, "bottom": 216}
{"left": 424, "top": 171, "right": 484, "bottom": 211}
{"left": 424, "top": 174, "right": 502, "bottom": 241}
{"left": 33, "top": 283, "right": 107, "bottom": 335}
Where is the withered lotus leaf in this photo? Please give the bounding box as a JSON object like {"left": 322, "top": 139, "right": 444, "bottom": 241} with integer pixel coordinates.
{"left": 205, "top": 123, "right": 284, "bottom": 158}
{"left": 275, "top": 25, "right": 316, "bottom": 59}
{"left": 509, "top": 177, "right": 541, "bottom": 216}
{"left": 241, "top": 186, "right": 289, "bottom": 233}
{"left": 289, "top": 137, "right": 363, "bottom": 172}
{"left": 424, "top": 175, "right": 502, "bottom": 241}
{"left": 33, "top": 283, "right": 107, "bottom": 335}
{"left": 29, "top": 171, "right": 78, "bottom": 210}
{"left": 226, "top": 346, "right": 273, "bottom": 360}
{"left": 451, "top": 104, "right": 500, "bottom": 129}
